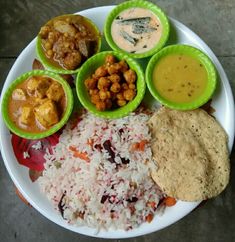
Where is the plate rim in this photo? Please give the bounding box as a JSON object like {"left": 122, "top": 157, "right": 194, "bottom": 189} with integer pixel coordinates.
{"left": 0, "top": 5, "right": 234, "bottom": 239}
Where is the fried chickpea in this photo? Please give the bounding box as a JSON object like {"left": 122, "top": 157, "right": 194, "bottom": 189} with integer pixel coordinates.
{"left": 105, "top": 55, "right": 116, "bottom": 65}
{"left": 129, "top": 83, "right": 136, "bottom": 90}
{"left": 84, "top": 55, "right": 138, "bottom": 111}
{"left": 98, "top": 77, "right": 110, "bottom": 90}
{"left": 96, "top": 101, "right": 106, "bottom": 111}
{"left": 92, "top": 74, "right": 99, "bottom": 81}
{"left": 117, "top": 99, "right": 127, "bottom": 107}
{"left": 99, "top": 90, "right": 108, "bottom": 100}
{"left": 85, "top": 78, "right": 97, "bottom": 89}
{"left": 108, "top": 74, "right": 121, "bottom": 83}
{"left": 106, "top": 91, "right": 111, "bottom": 99}
{"left": 91, "top": 94, "right": 100, "bottom": 104}
{"left": 119, "top": 60, "right": 129, "bottom": 72}
{"left": 123, "top": 89, "right": 136, "bottom": 101}
{"left": 110, "top": 82, "right": 121, "bottom": 93}
{"left": 95, "top": 66, "right": 108, "bottom": 78}
{"left": 89, "top": 89, "right": 99, "bottom": 95}
{"left": 124, "top": 69, "right": 137, "bottom": 84}
{"left": 107, "top": 63, "right": 121, "bottom": 75}
{"left": 116, "top": 93, "right": 124, "bottom": 100}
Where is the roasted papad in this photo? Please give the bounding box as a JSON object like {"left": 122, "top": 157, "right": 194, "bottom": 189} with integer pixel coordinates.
{"left": 148, "top": 107, "right": 230, "bottom": 201}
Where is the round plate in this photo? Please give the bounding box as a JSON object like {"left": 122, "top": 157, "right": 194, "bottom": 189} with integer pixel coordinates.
{"left": 0, "top": 6, "right": 234, "bottom": 239}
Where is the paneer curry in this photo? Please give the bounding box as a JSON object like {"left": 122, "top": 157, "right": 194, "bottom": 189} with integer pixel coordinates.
{"left": 8, "top": 75, "right": 66, "bottom": 133}
{"left": 39, "top": 15, "right": 100, "bottom": 70}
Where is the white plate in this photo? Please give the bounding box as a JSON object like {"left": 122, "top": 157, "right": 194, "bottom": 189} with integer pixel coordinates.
{"left": 0, "top": 6, "right": 234, "bottom": 239}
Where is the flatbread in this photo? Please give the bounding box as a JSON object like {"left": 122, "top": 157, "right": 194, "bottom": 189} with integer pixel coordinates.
{"left": 148, "top": 107, "right": 230, "bottom": 201}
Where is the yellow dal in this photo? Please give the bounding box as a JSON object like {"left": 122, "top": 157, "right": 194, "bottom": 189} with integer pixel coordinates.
{"left": 153, "top": 54, "right": 208, "bottom": 103}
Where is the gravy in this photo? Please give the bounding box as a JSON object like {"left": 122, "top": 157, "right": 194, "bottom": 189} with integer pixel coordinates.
{"left": 9, "top": 76, "right": 66, "bottom": 133}
{"left": 153, "top": 54, "right": 208, "bottom": 103}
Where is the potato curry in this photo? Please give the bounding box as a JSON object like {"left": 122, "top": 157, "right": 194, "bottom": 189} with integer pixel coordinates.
{"left": 9, "top": 75, "right": 66, "bottom": 133}
{"left": 39, "top": 15, "right": 100, "bottom": 70}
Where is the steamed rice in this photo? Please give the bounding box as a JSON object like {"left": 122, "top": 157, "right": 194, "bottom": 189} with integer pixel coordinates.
{"left": 38, "top": 110, "right": 164, "bottom": 231}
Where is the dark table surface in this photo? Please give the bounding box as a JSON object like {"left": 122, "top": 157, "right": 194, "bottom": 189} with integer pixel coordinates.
{"left": 0, "top": 1, "right": 235, "bottom": 241}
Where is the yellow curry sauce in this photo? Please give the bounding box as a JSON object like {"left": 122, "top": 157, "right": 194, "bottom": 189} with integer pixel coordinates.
{"left": 39, "top": 15, "right": 100, "bottom": 70}
{"left": 8, "top": 76, "right": 66, "bottom": 133}
{"left": 153, "top": 54, "right": 208, "bottom": 103}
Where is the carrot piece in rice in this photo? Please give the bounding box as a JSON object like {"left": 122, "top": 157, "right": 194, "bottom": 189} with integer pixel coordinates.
{"left": 145, "top": 213, "right": 154, "bottom": 223}
{"left": 69, "top": 146, "right": 90, "bottom": 162}
{"left": 73, "top": 151, "right": 90, "bottom": 162}
{"left": 131, "top": 140, "right": 148, "bottom": 151}
{"left": 139, "top": 140, "right": 148, "bottom": 151}
{"left": 147, "top": 201, "right": 156, "bottom": 209}
{"left": 164, "top": 196, "right": 177, "bottom": 207}
{"left": 69, "top": 146, "right": 77, "bottom": 152}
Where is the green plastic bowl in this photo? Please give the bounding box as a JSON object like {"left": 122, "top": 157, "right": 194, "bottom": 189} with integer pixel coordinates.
{"left": 104, "top": 0, "right": 170, "bottom": 59}
{"left": 36, "top": 14, "right": 101, "bottom": 74}
{"left": 1, "top": 70, "right": 74, "bottom": 139}
{"left": 76, "top": 51, "right": 146, "bottom": 119}
{"left": 146, "top": 44, "right": 217, "bottom": 110}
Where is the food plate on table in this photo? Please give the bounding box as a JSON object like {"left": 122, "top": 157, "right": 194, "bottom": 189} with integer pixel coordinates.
{"left": 0, "top": 4, "right": 234, "bottom": 239}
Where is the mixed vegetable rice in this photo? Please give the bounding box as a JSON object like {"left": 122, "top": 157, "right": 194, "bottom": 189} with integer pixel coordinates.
{"left": 38, "top": 110, "right": 166, "bottom": 230}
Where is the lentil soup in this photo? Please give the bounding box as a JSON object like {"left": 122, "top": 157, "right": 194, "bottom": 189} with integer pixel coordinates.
{"left": 152, "top": 54, "right": 208, "bottom": 103}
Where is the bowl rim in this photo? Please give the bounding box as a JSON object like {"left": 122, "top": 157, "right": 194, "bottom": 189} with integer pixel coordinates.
{"left": 145, "top": 44, "right": 217, "bottom": 110}
{"left": 1, "top": 69, "right": 74, "bottom": 139}
{"left": 36, "top": 14, "right": 102, "bottom": 74}
{"left": 76, "top": 50, "right": 146, "bottom": 119}
{"left": 104, "top": 0, "right": 170, "bottom": 59}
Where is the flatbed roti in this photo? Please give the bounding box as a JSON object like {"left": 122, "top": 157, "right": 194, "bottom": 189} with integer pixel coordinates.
{"left": 148, "top": 107, "right": 230, "bottom": 201}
